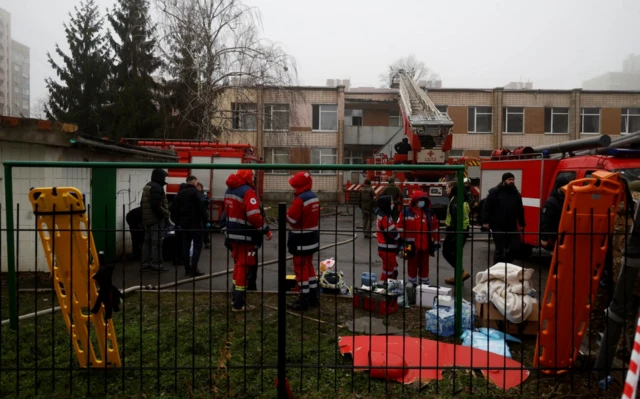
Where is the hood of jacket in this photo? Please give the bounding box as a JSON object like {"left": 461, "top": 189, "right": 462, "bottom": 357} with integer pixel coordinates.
{"left": 376, "top": 195, "right": 393, "bottom": 215}
{"left": 289, "top": 171, "right": 313, "bottom": 196}
{"left": 226, "top": 173, "right": 249, "bottom": 190}
{"left": 551, "top": 176, "right": 571, "bottom": 198}
{"left": 410, "top": 190, "right": 430, "bottom": 208}
{"left": 151, "top": 168, "right": 168, "bottom": 186}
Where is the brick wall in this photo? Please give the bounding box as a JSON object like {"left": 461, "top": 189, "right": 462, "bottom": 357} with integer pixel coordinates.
{"left": 428, "top": 90, "right": 492, "bottom": 106}
{"left": 502, "top": 133, "right": 569, "bottom": 148}
{"left": 503, "top": 91, "right": 571, "bottom": 107}
{"left": 452, "top": 133, "right": 492, "bottom": 149}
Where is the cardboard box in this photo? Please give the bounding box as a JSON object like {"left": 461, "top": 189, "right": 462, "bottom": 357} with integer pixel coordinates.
{"left": 475, "top": 302, "right": 540, "bottom": 336}
{"left": 417, "top": 285, "right": 452, "bottom": 308}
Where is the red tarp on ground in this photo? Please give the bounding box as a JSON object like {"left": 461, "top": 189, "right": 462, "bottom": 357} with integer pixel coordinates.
{"left": 339, "top": 335, "right": 529, "bottom": 390}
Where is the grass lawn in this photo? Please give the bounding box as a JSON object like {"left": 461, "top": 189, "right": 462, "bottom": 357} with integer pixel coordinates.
{"left": 0, "top": 286, "right": 627, "bottom": 399}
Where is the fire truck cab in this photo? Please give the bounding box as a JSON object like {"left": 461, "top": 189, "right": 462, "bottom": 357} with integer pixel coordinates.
{"left": 480, "top": 137, "right": 640, "bottom": 254}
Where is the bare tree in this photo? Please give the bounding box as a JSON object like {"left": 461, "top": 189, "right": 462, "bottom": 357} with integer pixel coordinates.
{"left": 31, "top": 96, "right": 49, "bottom": 120}
{"left": 379, "top": 54, "right": 440, "bottom": 88}
{"left": 154, "top": 0, "right": 301, "bottom": 141}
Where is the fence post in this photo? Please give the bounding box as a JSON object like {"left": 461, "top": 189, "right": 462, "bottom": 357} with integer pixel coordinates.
{"left": 277, "top": 202, "right": 287, "bottom": 398}
{"left": 4, "top": 165, "right": 18, "bottom": 330}
{"left": 91, "top": 168, "right": 117, "bottom": 262}
{"left": 455, "top": 169, "right": 465, "bottom": 337}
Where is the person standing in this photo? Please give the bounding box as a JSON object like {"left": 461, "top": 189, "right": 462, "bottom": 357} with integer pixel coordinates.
{"left": 396, "top": 191, "right": 436, "bottom": 286}
{"left": 126, "top": 207, "right": 144, "bottom": 260}
{"left": 223, "top": 169, "right": 272, "bottom": 312}
{"left": 358, "top": 179, "right": 376, "bottom": 238}
{"left": 376, "top": 195, "right": 403, "bottom": 281}
{"left": 286, "top": 172, "right": 320, "bottom": 311}
{"left": 481, "top": 172, "right": 525, "bottom": 264}
{"left": 442, "top": 181, "right": 471, "bottom": 285}
{"left": 539, "top": 175, "right": 571, "bottom": 250}
{"left": 379, "top": 177, "right": 404, "bottom": 221}
{"left": 171, "top": 176, "right": 207, "bottom": 277}
{"left": 140, "top": 168, "right": 171, "bottom": 272}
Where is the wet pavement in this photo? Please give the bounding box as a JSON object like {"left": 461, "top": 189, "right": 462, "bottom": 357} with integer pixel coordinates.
{"left": 112, "top": 212, "right": 553, "bottom": 301}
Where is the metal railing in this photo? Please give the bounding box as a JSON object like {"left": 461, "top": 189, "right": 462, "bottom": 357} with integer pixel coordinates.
{"left": 0, "top": 161, "right": 634, "bottom": 398}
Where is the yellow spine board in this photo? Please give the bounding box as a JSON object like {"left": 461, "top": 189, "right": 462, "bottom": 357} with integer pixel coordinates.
{"left": 29, "top": 187, "right": 121, "bottom": 368}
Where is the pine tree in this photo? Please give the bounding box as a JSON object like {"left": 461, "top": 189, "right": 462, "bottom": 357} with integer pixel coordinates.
{"left": 45, "top": 0, "right": 111, "bottom": 136}
{"left": 107, "top": 0, "right": 161, "bottom": 139}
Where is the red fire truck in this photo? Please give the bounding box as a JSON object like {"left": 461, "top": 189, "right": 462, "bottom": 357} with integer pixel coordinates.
{"left": 124, "top": 139, "right": 261, "bottom": 221}
{"left": 479, "top": 133, "right": 640, "bottom": 254}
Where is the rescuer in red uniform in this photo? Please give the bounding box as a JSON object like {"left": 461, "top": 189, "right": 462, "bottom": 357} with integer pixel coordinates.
{"left": 396, "top": 190, "right": 437, "bottom": 286}
{"left": 286, "top": 172, "right": 321, "bottom": 311}
{"left": 223, "top": 169, "right": 272, "bottom": 312}
{"left": 376, "top": 195, "right": 404, "bottom": 281}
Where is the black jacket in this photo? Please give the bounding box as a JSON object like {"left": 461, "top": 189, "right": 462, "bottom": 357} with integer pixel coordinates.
{"left": 140, "top": 169, "right": 170, "bottom": 226}
{"left": 170, "top": 183, "right": 207, "bottom": 230}
{"left": 539, "top": 177, "right": 570, "bottom": 242}
{"left": 481, "top": 183, "right": 525, "bottom": 232}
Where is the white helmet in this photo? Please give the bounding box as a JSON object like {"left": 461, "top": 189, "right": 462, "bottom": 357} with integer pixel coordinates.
{"left": 463, "top": 177, "right": 471, "bottom": 184}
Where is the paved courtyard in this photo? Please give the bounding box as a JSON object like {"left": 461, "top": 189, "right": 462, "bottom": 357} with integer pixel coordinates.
{"left": 112, "top": 210, "right": 552, "bottom": 301}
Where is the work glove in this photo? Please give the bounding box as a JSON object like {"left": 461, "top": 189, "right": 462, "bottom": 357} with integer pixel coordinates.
{"left": 90, "top": 252, "right": 124, "bottom": 320}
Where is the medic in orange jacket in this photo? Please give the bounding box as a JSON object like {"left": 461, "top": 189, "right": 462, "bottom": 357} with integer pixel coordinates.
{"left": 286, "top": 172, "right": 320, "bottom": 311}
{"left": 223, "top": 169, "right": 272, "bottom": 312}
{"left": 396, "top": 190, "right": 438, "bottom": 286}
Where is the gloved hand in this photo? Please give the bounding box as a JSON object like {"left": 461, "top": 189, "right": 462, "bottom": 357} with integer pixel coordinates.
{"left": 265, "top": 230, "right": 273, "bottom": 240}
{"left": 90, "top": 253, "right": 123, "bottom": 320}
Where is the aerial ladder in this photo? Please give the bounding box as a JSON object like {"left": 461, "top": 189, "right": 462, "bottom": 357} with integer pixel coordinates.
{"left": 393, "top": 69, "right": 454, "bottom": 164}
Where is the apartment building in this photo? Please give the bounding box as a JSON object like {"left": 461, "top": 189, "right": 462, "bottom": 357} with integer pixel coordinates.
{"left": 0, "top": 7, "right": 30, "bottom": 117}
{"left": 10, "top": 39, "right": 29, "bottom": 117}
{"left": 221, "top": 85, "right": 640, "bottom": 201}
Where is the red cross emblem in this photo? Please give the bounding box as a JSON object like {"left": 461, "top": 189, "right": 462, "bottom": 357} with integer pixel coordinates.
{"left": 427, "top": 151, "right": 435, "bottom": 157}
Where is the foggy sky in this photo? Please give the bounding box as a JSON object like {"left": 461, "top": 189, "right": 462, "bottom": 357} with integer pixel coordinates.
{"left": 4, "top": 0, "right": 640, "bottom": 110}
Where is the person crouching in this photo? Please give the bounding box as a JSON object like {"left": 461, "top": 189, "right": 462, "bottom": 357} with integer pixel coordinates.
{"left": 376, "top": 195, "right": 404, "bottom": 281}
{"left": 287, "top": 172, "right": 321, "bottom": 311}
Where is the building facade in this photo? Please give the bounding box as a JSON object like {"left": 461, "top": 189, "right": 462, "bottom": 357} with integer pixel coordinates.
{"left": 220, "top": 85, "right": 640, "bottom": 201}
{"left": 0, "top": 8, "right": 30, "bottom": 117}
{"left": 583, "top": 54, "right": 640, "bottom": 90}
{"left": 10, "top": 39, "right": 29, "bottom": 117}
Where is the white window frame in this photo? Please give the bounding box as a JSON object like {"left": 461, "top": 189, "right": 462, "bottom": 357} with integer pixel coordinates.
{"left": 503, "top": 107, "right": 524, "bottom": 134}
{"left": 264, "top": 147, "right": 290, "bottom": 174}
{"left": 312, "top": 104, "right": 338, "bottom": 132}
{"left": 580, "top": 107, "right": 601, "bottom": 134}
{"left": 311, "top": 148, "right": 337, "bottom": 175}
{"left": 544, "top": 107, "right": 569, "bottom": 134}
{"left": 468, "top": 106, "right": 492, "bottom": 133}
{"left": 389, "top": 110, "right": 402, "bottom": 127}
{"left": 264, "top": 104, "right": 290, "bottom": 131}
{"left": 621, "top": 108, "right": 640, "bottom": 135}
{"left": 232, "top": 103, "right": 257, "bottom": 130}
{"left": 436, "top": 105, "right": 448, "bottom": 115}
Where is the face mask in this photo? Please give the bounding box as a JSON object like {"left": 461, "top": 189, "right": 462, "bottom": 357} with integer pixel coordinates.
{"left": 417, "top": 201, "right": 425, "bottom": 208}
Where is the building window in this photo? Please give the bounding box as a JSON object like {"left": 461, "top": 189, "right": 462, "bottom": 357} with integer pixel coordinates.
{"left": 389, "top": 110, "right": 401, "bottom": 127}
{"left": 544, "top": 107, "right": 569, "bottom": 134}
{"left": 312, "top": 104, "right": 338, "bottom": 131}
{"left": 22, "top": 100, "right": 28, "bottom": 108}
{"left": 232, "top": 103, "right": 257, "bottom": 130}
{"left": 311, "top": 148, "right": 337, "bottom": 174}
{"left": 468, "top": 106, "right": 492, "bottom": 133}
{"left": 479, "top": 150, "right": 493, "bottom": 157}
{"left": 264, "top": 147, "right": 289, "bottom": 174}
{"left": 264, "top": 104, "right": 289, "bottom": 131}
{"left": 13, "top": 64, "right": 19, "bottom": 72}
{"left": 621, "top": 108, "right": 640, "bottom": 134}
{"left": 449, "top": 149, "right": 463, "bottom": 157}
{"left": 581, "top": 108, "right": 600, "bottom": 134}
{"left": 436, "top": 105, "right": 448, "bottom": 115}
{"left": 503, "top": 107, "right": 524, "bottom": 133}
{"left": 345, "top": 109, "right": 363, "bottom": 126}
{"left": 23, "top": 89, "right": 29, "bottom": 95}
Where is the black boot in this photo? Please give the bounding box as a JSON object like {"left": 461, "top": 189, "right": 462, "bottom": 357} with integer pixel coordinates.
{"left": 232, "top": 289, "right": 255, "bottom": 312}
{"left": 309, "top": 287, "right": 319, "bottom": 307}
{"left": 289, "top": 293, "right": 310, "bottom": 311}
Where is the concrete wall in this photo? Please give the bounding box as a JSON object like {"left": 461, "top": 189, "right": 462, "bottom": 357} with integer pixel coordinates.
{"left": 0, "top": 142, "right": 155, "bottom": 272}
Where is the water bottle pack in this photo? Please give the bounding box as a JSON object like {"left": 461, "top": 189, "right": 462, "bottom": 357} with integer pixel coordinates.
{"left": 425, "top": 300, "right": 475, "bottom": 337}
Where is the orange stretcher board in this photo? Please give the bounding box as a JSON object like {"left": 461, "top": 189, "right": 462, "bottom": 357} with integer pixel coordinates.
{"left": 29, "top": 187, "right": 121, "bottom": 368}
{"left": 534, "top": 171, "right": 624, "bottom": 374}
